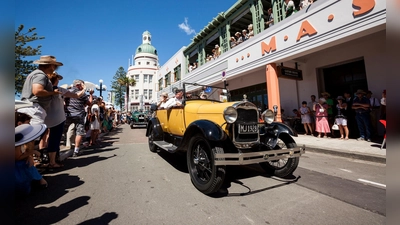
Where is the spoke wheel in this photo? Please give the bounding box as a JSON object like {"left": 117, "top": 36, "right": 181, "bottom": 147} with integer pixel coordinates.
{"left": 260, "top": 135, "right": 300, "bottom": 177}
{"left": 187, "top": 135, "right": 225, "bottom": 195}
{"left": 148, "top": 126, "right": 158, "bottom": 153}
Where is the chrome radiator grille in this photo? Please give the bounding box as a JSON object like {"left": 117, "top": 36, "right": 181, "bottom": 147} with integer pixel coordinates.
{"left": 233, "top": 108, "right": 259, "bottom": 143}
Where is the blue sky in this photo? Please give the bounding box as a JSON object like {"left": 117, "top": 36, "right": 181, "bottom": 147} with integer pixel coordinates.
{"left": 15, "top": 0, "right": 236, "bottom": 100}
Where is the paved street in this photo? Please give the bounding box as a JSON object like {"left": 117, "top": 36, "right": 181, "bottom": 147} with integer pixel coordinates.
{"left": 16, "top": 124, "right": 386, "bottom": 225}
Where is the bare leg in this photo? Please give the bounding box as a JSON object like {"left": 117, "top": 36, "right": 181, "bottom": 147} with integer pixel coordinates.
{"left": 343, "top": 125, "right": 349, "bottom": 139}
{"left": 75, "top": 135, "right": 83, "bottom": 150}
{"left": 39, "top": 129, "right": 49, "bottom": 149}
{"left": 307, "top": 123, "right": 312, "bottom": 134}
{"left": 339, "top": 125, "right": 344, "bottom": 138}
{"left": 303, "top": 123, "right": 309, "bottom": 134}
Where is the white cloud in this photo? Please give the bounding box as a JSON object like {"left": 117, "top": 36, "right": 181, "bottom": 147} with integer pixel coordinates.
{"left": 178, "top": 17, "right": 196, "bottom": 35}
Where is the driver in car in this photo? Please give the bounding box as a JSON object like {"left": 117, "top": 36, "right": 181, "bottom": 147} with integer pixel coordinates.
{"left": 164, "top": 89, "right": 184, "bottom": 108}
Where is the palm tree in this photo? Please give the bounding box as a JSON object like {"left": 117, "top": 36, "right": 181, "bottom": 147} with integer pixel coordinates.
{"left": 118, "top": 76, "right": 136, "bottom": 112}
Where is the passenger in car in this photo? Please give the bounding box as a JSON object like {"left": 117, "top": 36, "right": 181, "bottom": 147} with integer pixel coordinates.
{"left": 164, "top": 89, "right": 184, "bottom": 108}
{"left": 157, "top": 92, "right": 169, "bottom": 109}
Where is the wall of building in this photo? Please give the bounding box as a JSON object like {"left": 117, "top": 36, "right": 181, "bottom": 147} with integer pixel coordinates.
{"left": 296, "top": 30, "right": 386, "bottom": 107}
{"left": 157, "top": 47, "right": 186, "bottom": 90}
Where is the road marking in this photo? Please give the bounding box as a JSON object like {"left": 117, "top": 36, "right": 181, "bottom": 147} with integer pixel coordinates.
{"left": 358, "top": 179, "right": 386, "bottom": 188}
{"left": 244, "top": 215, "right": 255, "bottom": 224}
{"left": 339, "top": 168, "right": 352, "bottom": 173}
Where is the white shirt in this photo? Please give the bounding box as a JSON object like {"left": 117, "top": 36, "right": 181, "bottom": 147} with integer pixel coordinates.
{"left": 163, "top": 97, "right": 183, "bottom": 108}
{"left": 381, "top": 97, "right": 386, "bottom": 106}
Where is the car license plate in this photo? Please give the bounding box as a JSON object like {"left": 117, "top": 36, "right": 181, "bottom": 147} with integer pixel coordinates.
{"left": 238, "top": 124, "right": 258, "bottom": 134}
{"left": 139, "top": 116, "right": 144, "bottom": 119}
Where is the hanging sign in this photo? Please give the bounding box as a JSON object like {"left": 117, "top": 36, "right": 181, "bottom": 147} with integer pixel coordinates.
{"left": 277, "top": 66, "right": 303, "bottom": 80}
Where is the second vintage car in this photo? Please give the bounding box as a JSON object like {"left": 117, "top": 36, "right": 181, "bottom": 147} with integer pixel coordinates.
{"left": 129, "top": 111, "right": 148, "bottom": 129}
{"left": 146, "top": 83, "right": 305, "bottom": 195}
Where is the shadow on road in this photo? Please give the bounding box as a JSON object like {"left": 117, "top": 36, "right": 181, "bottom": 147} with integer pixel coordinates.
{"left": 77, "top": 212, "right": 118, "bottom": 225}
{"left": 157, "top": 151, "right": 188, "bottom": 173}
{"left": 15, "top": 173, "right": 87, "bottom": 225}
{"left": 210, "top": 165, "right": 300, "bottom": 198}
{"left": 156, "top": 151, "right": 301, "bottom": 198}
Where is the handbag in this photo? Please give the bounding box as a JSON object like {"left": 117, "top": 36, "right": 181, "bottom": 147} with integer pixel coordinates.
{"left": 332, "top": 123, "right": 339, "bottom": 130}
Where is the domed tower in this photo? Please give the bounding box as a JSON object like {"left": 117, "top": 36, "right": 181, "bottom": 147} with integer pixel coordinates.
{"left": 127, "top": 31, "right": 159, "bottom": 112}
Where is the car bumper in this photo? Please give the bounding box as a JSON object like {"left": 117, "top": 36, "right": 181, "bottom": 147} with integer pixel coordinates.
{"left": 131, "top": 122, "right": 147, "bottom": 127}
{"left": 214, "top": 145, "right": 305, "bottom": 166}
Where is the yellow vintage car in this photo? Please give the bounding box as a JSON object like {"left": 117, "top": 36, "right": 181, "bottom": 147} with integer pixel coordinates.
{"left": 146, "top": 83, "right": 305, "bottom": 195}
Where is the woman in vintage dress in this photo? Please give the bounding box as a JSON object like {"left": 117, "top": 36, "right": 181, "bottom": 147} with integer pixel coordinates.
{"left": 314, "top": 98, "right": 331, "bottom": 138}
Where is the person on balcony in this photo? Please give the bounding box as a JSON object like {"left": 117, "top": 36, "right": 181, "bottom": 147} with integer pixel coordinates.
{"left": 265, "top": 8, "right": 274, "bottom": 28}
{"left": 284, "top": 0, "right": 296, "bottom": 17}
{"left": 248, "top": 24, "right": 254, "bottom": 38}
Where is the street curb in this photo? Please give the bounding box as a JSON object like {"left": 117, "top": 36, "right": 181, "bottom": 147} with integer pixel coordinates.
{"left": 303, "top": 146, "right": 386, "bottom": 164}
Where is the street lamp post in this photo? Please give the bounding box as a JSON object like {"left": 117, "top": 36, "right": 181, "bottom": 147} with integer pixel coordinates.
{"left": 99, "top": 79, "right": 103, "bottom": 97}
{"left": 95, "top": 80, "right": 107, "bottom": 99}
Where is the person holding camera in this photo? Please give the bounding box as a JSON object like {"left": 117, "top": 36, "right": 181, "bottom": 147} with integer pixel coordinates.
{"left": 314, "top": 97, "right": 330, "bottom": 138}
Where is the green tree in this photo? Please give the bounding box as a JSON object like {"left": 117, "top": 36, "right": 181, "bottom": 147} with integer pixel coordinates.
{"left": 15, "top": 24, "right": 45, "bottom": 95}
{"left": 118, "top": 76, "right": 136, "bottom": 112}
{"left": 111, "top": 67, "right": 132, "bottom": 111}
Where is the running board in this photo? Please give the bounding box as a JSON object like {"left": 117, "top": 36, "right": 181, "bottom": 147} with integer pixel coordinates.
{"left": 153, "top": 141, "right": 178, "bottom": 152}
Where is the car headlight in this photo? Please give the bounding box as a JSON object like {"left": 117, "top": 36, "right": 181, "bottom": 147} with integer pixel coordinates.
{"left": 263, "top": 109, "right": 275, "bottom": 124}
{"left": 223, "top": 106, "right": 237, "bottom": 124}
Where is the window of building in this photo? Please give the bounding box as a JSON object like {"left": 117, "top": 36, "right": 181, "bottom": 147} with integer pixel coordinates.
{"left": 135, "top": 89, "right": 139, "bottom": 99}
{"left": 147, "top": 62, "right": 150, "bottom": 65}
{"left": 144, "top": 74, "right": 148, "bottom": 83}
{"left": 320, "top": 59, "right": 368, "bottom": 99}
{"left": 135, "top": 75, "right": 139, "bottom": 82}
{"left": 174, "top": 65, "right": 181, "bottom": 82}
{"left": 149, "top": 90, "right": 153, "bottom": 100}
{"left": 144, "top": 89, "right": 148, "bottom": 99}
{"left": 158, "top": 79, "right": 163, "bottom": 91}
{"left": 138, "top": 62, "right": 141, "bottom": 65}
{"left": 231, "top": 83, "right": 268, "bottom": 110}
{"left": 165, "top": 72, "right": 171, "bottom": 87}
{"left": 149, "top": 75, "right": 153, "bottom": 83}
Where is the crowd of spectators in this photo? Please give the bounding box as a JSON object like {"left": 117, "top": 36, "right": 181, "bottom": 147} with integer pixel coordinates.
{"left": 286, "top": 89, "right": 386, "bottom": 141}
{"left": 15, "top": 55, "right": 123, "bottom": 197}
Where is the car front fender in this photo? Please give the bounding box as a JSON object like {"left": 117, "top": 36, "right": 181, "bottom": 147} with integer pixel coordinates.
{"left": 270, "top": 122, "right": 298, "bottom": 137}
{"left": 184, "top": 120, "right": 227, "bottom": 141}
{"left": 145, "top": 117, "right": 163, "bottom": 140}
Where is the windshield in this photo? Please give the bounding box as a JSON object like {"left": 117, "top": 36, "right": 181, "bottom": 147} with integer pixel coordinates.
{"left": 182, "top": 82, "right": 230, "bottom": 102}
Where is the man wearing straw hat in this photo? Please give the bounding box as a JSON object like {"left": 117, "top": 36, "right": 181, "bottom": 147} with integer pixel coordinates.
{"left": 17, "top": 55, "right": 63, "bottom": 150}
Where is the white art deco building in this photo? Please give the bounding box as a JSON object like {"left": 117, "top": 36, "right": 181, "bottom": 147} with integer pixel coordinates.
{"left": 126, "top": 31, "right": 158, "bottom": 112}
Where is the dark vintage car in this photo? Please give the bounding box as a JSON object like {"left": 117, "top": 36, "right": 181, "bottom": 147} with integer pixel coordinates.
{"left": 130, "top": 111, "right": 148, "bottom": 129}
{"left": 146, "top": 83, "right": 305, "bottom": 195}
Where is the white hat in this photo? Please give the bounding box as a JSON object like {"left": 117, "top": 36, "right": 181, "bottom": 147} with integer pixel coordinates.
{"left": 15, "top": 124, "right": 47, "bottom": 146}
{"left": 15, "top": 100, "right": 33, "bottom": 110}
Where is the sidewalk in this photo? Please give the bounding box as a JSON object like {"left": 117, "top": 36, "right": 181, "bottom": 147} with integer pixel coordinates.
{"left": 293, "top": 134, "right": 386, "bottom": 164}
{"left": 57, "top": 127, "right": 386, "bottom": 164}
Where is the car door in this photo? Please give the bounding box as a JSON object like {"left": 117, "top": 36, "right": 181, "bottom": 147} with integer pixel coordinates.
{"left": 166, "top": 106, "right": 185, "bottom": 136}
